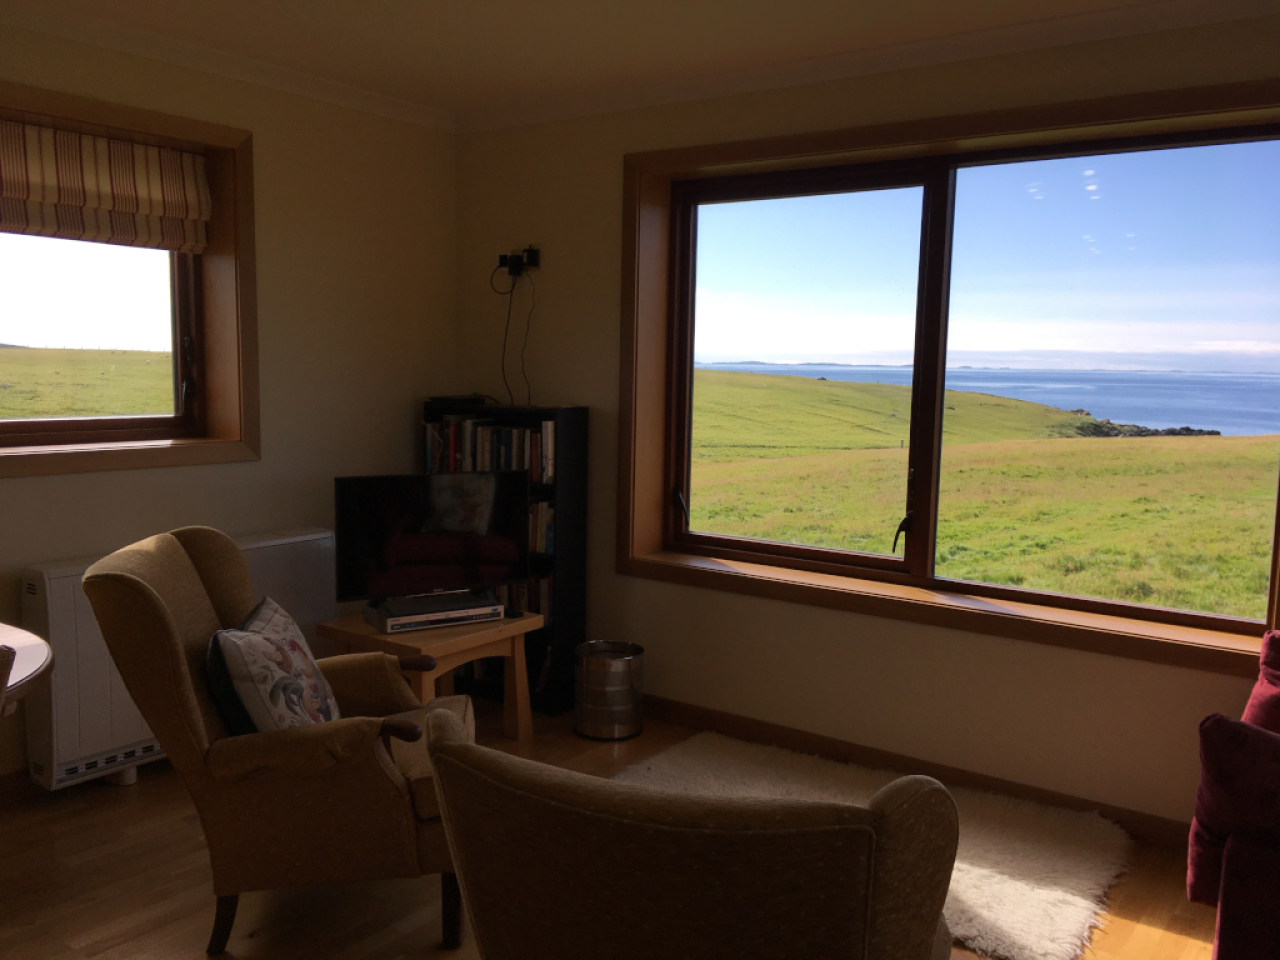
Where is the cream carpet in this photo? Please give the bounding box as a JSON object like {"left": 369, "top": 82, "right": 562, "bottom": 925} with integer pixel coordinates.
{"left": 614, "top": 733, "right": 1130, "bottom": 960}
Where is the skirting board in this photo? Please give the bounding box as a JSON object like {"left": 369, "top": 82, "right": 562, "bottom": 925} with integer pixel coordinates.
{"left": 643, "top": 694, "right": 1190, "bottom": 850}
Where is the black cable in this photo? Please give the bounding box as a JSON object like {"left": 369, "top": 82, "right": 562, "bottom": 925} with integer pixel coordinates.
{"left": 491, "top": 265, "right": 516, "bottom": 405}
{"left": 489, "top": 264, "right": 515, "bottom": 296}
{"left": 520, "top": 271, "right": 535, "bottom": 406}
{"left": 500, "top": 284, "right": 515, "bottom": 406}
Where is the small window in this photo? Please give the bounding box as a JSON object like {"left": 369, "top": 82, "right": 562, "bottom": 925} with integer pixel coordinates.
{"left": 0, "top": 82, "right": 259, "bottom": 476}
{"left": 0, "top": 233, "right": 202, "bottom": 444}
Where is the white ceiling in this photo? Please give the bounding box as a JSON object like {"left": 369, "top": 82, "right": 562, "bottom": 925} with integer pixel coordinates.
{"left": 0, "top": 0, "right": 1274, "bottom": 131}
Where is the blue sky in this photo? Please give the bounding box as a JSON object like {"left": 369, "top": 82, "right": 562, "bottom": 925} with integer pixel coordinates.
{"left": 694, "top": 139, "right": 1280, "bottom": 371}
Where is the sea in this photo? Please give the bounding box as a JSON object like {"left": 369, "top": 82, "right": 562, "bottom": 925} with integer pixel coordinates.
{"left": 696, "top": 363, "right": 1280, "bottom": 437}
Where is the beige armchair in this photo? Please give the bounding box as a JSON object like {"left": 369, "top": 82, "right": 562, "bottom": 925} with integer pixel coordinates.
{"left": 82, "top": 526, "right": 473, "bottom": 956}
{"left": 426, "top": 709, "right": 959, "bottom": 960}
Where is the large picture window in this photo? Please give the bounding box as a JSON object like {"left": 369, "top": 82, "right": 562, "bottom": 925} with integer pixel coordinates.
{"left": 662, "top": 125, "right": 1280, "bottom": 634}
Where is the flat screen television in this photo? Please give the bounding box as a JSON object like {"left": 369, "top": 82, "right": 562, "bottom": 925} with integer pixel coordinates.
{"left": 334, "top": 472, "right": 531, "bottom": 602}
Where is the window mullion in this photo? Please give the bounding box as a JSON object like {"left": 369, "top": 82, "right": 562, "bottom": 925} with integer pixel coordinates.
{"left": 666, "top": 183, "right": 698, "bottom": 546}
{"left": 903, "top": 164, "right": 956, "bottom": 579}
{"left": 1268, "top": 477, "right": 1280, "bottom": 631}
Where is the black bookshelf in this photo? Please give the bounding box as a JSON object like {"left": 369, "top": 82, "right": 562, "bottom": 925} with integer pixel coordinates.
{"left": 421, "top": 397, "right": 587, "bottom": 715}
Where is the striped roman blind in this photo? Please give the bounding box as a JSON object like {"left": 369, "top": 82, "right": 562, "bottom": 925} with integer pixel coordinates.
{"left": 0, "top": 119, "right": 212, "bottom": 254}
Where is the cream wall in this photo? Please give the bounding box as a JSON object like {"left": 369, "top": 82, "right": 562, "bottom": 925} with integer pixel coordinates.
{"left": 2, "top": 15, "right": 1274, "bottom": 820}
{"left": 0, "top": 26, "right": 460, "bottom": 774}
{"left": 453, "top": 17, "right": 1280, "bottom": 822}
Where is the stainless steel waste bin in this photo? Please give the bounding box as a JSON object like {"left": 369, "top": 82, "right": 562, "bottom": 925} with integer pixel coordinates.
{"left": 574, "top": 641, "right": 644, "bottom": 740}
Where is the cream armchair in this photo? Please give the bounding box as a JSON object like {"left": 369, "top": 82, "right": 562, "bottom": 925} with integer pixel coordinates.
{"left": 82, "top": 526, "right": 472, "bottom": 955}
{"left": 426, "top": 709, "right": 959, "bottom": 960}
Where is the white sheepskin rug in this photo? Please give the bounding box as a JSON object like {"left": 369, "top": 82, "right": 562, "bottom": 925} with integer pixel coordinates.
{"left": 614, "top": 733, "right": 1130, "bottom": 960}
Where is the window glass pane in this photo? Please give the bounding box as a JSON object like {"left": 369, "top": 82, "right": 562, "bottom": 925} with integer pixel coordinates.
{"left": 939, "top": 141, "right": 1280, "bottom": 618}
{"left": 690, "top": 187, "right": 923, "bottom": 556}
{"left": 0, "top": 233, "right": 174, "bottom": 421}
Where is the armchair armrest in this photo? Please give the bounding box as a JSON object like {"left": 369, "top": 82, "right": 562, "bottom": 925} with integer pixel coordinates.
{"left": 317, "top": 652, "right": 423, "bottom": 717}
{"left": 206, "top": 717, "right": 391, "bottom": 780}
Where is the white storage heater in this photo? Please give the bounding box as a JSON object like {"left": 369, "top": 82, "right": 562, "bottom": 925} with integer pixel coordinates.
{"left": 22, "top": 528, "right": 337, "bottom": 790}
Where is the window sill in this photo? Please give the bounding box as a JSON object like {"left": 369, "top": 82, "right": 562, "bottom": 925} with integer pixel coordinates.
{"left": 619, "top": 550, "right": 1262, "bottom": 678}
{"left": 0, "top": 437, "right": 259, "bottom": 478}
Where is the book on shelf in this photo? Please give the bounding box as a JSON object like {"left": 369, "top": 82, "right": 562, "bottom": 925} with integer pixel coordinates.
{"left": 541, "top": 419, "right": 554, "bottom": 482}
{"left": 529, "top": 502, "right": 555, "bottom": 555}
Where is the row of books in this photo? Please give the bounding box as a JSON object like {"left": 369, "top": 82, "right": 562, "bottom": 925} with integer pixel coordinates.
{"left": 530, "top": 501, "right": 554, "bottom": 555}
{"left": 425, "top": 416, "right": 556, "bottom": 481}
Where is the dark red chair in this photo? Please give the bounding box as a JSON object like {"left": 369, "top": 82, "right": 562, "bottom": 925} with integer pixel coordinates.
{"left": 1188, "top": 630, "right": 1280, "bottom": 959}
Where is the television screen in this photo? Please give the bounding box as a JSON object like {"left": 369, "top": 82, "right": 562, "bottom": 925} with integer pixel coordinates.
{"left": 334, "top": 472, "right": 530, "bottom": 602}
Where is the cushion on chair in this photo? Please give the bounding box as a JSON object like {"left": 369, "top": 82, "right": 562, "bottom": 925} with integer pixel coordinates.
{"left": 211, "top": 597, "right": 341, "bottom": 733}
{"left": 206, "top": 638, "right": 258, "bottom": 736}
{"left": 1241, "top": 630, "right": 1280, "bottom": 734}
{"left": 1188, "top": 713, "right": 1280, "bottom": 905}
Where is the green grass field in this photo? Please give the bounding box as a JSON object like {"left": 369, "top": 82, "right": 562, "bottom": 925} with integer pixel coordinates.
{"left": 0, "top": 347, "right": 174, "bottom": 419}
{"left": 690, "top": 369, "right": 1280, "bottom": 619}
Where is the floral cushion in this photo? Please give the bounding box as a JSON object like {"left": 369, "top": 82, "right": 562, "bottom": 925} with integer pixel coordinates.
{"left": 211, "top": 597, "right": 341, "bottom": 733}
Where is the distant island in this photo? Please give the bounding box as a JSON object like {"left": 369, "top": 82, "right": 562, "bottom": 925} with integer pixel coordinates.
{"left": 699, "top": 360, "right": 911, "bottom": 368}
{"left": 1067, "top": 410, "right": 1219, "bottom": 438}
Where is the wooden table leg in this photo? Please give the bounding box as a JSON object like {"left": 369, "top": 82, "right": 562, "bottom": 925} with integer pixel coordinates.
{"left": 435, "top": 670, "right": 455, "bottom": 698}
{"left": 406, "top": 669, "right": 429, "bottom": 705}
{"left": 503, "top": 635, "right": 534, "bottom": 741}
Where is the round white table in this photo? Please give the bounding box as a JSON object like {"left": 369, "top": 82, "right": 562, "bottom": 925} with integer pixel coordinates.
{"left": 1, "top": 622, "right": 53, "bottom": 714}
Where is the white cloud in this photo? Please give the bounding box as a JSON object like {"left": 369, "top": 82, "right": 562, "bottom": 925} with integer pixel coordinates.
{"left": 1192, "top": 340, "right": 1280, "bottom": 354}
{"left": 0, "top": 233, "right": 171, "bottom": 351}
{"left": 694, "top": 289, "right": 915, "bottom": 359}
{"left": 948, "top": 317, "right": 1280, "bottom": 354}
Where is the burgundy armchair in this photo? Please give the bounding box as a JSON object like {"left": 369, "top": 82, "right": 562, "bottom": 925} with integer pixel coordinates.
{"left": 1188, "top": 630, "right": 1280, "bottom": 959}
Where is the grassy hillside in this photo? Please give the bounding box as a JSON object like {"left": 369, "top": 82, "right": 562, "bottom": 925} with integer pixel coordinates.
{"left": 691, "top": 369, "right": 1092, "bottom": 461}
{"left": 0, "top": 347, "right": 174, "bottom": 419}
{"left": 689, "top": 370, "right": 1279, "bottom": 619}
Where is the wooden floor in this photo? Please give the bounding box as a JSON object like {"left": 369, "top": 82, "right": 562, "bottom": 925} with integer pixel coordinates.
{"left": 0, "top": 702, "right": 1217, "bottom": 960}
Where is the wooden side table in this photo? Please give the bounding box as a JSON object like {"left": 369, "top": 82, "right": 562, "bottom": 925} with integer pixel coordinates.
{"left": 1, "top": 622, "right": 54, "bottom": 716}
{"left": 317, "top": 612, "right": 544, "bottom": 741}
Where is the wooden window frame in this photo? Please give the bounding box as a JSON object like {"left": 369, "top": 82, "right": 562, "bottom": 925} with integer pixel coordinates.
{"left": 0, "top": 81, "right": 259, "bottom": 477}
{"left": 667, "top": 161, "right": 949, "bottom": 582}
{"left": 618, "top": 79, "right": 1280, "bottom": 678}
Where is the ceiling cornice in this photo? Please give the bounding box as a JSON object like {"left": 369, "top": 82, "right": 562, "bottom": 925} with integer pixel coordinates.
{"left": 0, "top": 10, "right": 458, "bottom": 132}
{"left": 459, "top": 0, "right": 1280, "bottom": 132}
{"left": 0, "top": 0, "right": 1274, "bottom": 136}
